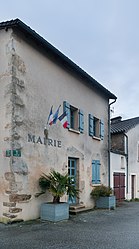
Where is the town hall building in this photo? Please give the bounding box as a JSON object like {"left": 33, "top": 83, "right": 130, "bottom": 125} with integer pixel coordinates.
{"left": 0, "top": 19, "right": 116, "bottom": 223}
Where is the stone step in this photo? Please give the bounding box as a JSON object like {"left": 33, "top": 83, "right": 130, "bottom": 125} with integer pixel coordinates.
{"left": 69, "top": 207, "right": 93, "bottom": 215}
{"left": 69, "top": 204, "right": 85, "bottom": 210}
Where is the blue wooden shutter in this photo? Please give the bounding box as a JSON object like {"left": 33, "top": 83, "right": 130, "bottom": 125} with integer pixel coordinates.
{"left": 92, "top": 160, "right": 101, "bottom": 184}
{"left": 100, "top": 120, "right": 104, "bottom": 140}
{"left": 89, "top": 114, "right": 94, "bottom": 136}
{"left": 63, "top": 101, "right": 70, "bottom": 128}
{"left": 78, "top": 109, "right": 84, "bottom": 133}
{"left": 92, "top": 160, "right": 96, "bottom": 184}
{"left": 96, "top": 160, "right": 101, "bottom": 183}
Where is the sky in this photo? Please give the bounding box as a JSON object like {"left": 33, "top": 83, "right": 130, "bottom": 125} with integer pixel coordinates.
{"left": 1, "top": 0, "right": 139, "bottom": 120}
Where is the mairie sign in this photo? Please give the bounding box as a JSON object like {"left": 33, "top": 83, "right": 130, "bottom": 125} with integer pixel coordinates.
{"left": 27, "top": 134, "right": 62, "bottom": 148}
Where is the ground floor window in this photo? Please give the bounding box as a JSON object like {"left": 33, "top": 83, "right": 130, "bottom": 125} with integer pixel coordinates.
{"left": 92, "top": 160, "right": 101, "bottom": 184}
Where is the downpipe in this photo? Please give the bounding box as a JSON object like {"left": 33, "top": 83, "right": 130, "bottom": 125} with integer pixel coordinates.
{"left": 108, "top": 99, "right": 116, "bottom": 187}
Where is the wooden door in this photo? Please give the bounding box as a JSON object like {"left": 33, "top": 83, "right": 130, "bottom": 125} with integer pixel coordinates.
{"left": 131, "top": 175, "right": 135, "bottom": 199}
{"left": 113, "top": 173, "right": 125, "bottom": 202}
{"left": 68, "top": 158, "right": 77, "bottom": 204}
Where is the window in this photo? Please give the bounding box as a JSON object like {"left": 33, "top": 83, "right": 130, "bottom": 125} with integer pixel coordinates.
{"left": 63, "top": 101, "right": 84, "bottom": 133}
{"left": 137, "top": 142, "right": 139, "bottom": 162}
{"left": 89, "top": 114, "right": 104, "bottom": 140}
{"left": 93, "top": 117, "right": 100, "bottom": 137}
{"left": 92, "top": 160, "right": 101, "bottom": 184}
{"left": 70, "top": 106, "right": 78, "bottom": 130}
{"left": 121, "top": 156, "right": 125, "bottom": 169}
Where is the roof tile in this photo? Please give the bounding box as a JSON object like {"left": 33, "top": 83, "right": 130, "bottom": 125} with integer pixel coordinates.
{"left": 111, "top": 117, "right": 139, "bottom": 133}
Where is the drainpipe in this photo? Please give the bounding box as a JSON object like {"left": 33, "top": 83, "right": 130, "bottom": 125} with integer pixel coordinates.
{"left": 108, "top": 99, "right": 116, "bottom": 187}
{"left": 124, "top": 133, "right": 128, "bottom": 194}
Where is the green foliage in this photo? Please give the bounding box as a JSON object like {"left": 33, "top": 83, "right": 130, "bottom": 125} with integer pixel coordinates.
{"left": 130, "top": 198, "right": 139, "bottom": 202}
{"left": 39, "top": 170, "right": 79, "bottom": 203}
{"left": 91, "top": 185, "right": 112, "bottom": 199}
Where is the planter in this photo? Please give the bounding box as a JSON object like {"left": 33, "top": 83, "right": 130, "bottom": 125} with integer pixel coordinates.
{"left": 40, "top": 202, "right": 69, "bottom": 222}
{"left": 96, "top": 196, "right": 116, "bottom": 210}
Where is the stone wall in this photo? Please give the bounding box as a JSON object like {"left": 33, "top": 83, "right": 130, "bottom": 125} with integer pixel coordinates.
{"left": 111, "top": 133, "right": 125, "bottom": 154}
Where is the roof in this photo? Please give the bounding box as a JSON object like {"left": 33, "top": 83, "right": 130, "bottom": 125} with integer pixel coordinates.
{"left": 0, "top": 18, "right": 116, "bottom": 100}
{"left": 111, "top": 116, "right": 139, "bottom": 134}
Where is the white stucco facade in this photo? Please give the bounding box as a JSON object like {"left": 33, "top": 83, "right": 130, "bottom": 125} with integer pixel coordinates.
{"left": 126, "top": 125, "right": 139, "bottom": 200}
{"left": 0, "top": 20, "right": 116, "bottom": 223}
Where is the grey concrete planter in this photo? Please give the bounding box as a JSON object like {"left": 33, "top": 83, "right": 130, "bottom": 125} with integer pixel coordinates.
{"left": 40, "top": 202, "right": 69, "bottom": 222}
{"left": 96, "top": 196, "right": 116, "bottom": 210}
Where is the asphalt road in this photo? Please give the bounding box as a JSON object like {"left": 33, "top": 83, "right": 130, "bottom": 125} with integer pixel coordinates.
{"left": 0, "top": 201, "right": 139, "bottom": 249}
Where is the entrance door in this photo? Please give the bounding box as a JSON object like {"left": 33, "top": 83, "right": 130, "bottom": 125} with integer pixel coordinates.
{"left": 131, "top": 175, "right": 135, "bottom": 199}
{"left": 68, "top": 158, "right": 77, "bottom": 204}
{"left": 113, "top": 173, "right": 125, "bottom": 202}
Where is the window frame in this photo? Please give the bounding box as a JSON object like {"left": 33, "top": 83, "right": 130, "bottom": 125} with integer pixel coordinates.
{"left": 89, "top": 114, "right": 104, "bottom": 140}
{"left": 70, "top": 105, "right": 78, "bottom": 130}
{"left": 137, "top": 142, "right": 139, "bottom": 162}
{"left": 63, "top": 101, "right": 84, "bottom": 133}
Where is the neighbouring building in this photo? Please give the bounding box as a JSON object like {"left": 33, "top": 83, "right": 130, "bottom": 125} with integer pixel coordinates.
{"left": 111, "top": 116, "right": 139, "bottom": 202}
{"left": 0, "top": 19, "right": 116, "bottom": 223}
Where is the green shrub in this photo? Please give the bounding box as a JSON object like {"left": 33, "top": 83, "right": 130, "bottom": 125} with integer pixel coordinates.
{"left": 39, "top": 170, "right": 79, "bottom": 203}
{"left": 91, "top": 185, "right": 112, "bottom": 199}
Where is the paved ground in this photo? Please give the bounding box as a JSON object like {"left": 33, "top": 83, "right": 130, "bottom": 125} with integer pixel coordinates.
{"left": 0, "top": 201, "right": 139, "bottom": 249}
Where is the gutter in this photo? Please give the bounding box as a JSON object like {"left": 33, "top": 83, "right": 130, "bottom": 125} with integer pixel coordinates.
{"left": 108, "top": 99, "right": 117, "bottom": 187}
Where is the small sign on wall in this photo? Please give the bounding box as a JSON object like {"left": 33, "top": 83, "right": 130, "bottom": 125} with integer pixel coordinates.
{"left": 6, "top": 150, "right": 11, "bottom": 157}
{"left": 5, "top": 149, "right": 21, "bottom": 157}
{"left": 13, "top": 149, "right": 21, "bottom": 157}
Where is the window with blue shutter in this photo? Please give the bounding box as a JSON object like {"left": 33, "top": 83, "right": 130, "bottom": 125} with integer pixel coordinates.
{"left": 89, "top": 114, "right": 104, "bottom": 140}
{"left": 92, "top": 160, "right": 101, "bottom": 184}
{"left": 63, "top": 101, "right": 84, "bottom": 133}
{"left": 100, "top": 120, "right": 104, "bottom": 140}
{"left": 63, "top": 101, "right": 70, "bottom": 128}
{"left": 79, "top": 109, "right": 84, "bottom": 133}
{"left": 89, "top": 114, "right": 94, "bottom": 136}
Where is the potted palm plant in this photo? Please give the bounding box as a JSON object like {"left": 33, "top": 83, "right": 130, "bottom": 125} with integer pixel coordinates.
{"left": 90, "top": 184, "right": 116, "bottom": 210}
{"left": 38, "top": 169, "right": 79, "bottom": 222}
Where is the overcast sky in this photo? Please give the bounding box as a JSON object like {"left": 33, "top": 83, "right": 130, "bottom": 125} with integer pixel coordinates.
{"left": 1, "top": 0, "right": 139, "bottom": 119}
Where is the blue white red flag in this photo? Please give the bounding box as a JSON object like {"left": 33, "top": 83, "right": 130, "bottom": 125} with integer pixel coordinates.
{"left": 58, "top": 111, "right": 68, "bottom": 128}
{"left": 47, "top": 106, "right": 53, "bottom": 125}
{"left": 53, "top": 105, "right": 61, "bottom": 124}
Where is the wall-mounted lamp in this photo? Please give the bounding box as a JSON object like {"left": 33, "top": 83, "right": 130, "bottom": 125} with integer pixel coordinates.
{"left": 44, "top": 127, "right": 48, "bottom": 138}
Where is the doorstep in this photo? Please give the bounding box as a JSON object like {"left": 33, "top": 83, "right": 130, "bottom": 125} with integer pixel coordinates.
{"left": 69, "top": 204, "right": 93, "bottom": 215}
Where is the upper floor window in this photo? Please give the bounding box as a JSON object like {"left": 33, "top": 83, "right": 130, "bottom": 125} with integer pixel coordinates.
{"left": 93, "top": 117, "right": 100, "bottom": 137}
{"left": 137, "top": 142, "right": 139, "bottom": 162}
{"left": 89, "top": 114, "right": 104, "bottom": 140}
{"left": 63, "top": 101, "right": 84, "bottom": 133}
{"left": 70, "top": 106, "right": 78, "bottom": 130}
{"left": 121, "top": 156, "right": 125, "bottom": 169}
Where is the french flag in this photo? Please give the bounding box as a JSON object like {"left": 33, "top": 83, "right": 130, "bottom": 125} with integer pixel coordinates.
{"left": 53, "top": 105, "right": 61, "bottom": 124}
{"left": 58, "top": 112, "right": 68, "bottom": 128}
{"left": 47, "top": 106, "right": 53, "bottom": 125}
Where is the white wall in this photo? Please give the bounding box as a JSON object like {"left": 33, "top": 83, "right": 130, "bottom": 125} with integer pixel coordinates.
{"left": 127, "top": 125, "right": 139, "bottom": 199}
{"left": 110, "top": 152, "right": 126, "bottom": 189}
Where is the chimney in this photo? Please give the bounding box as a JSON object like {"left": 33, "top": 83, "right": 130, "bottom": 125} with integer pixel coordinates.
{"left": 111, "top": 116, "right": 122, "bottom": 124}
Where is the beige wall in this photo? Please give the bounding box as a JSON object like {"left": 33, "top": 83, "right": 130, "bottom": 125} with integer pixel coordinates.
{"left": 0, "top": 30, "right": 15, "bottom": 223}
{"left": 0, "top": 28, "right": 110, "bottom": 222}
